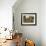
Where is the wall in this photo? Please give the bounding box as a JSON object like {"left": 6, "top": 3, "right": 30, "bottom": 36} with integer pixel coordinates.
{"left": 40, "top": 0, "right": 46, "bottom": 46}
{"left": 0, "top": 0, "right": 16, "bottom": 30}
{"left": 13, "top": 0, "right": 41, "bottom": 46}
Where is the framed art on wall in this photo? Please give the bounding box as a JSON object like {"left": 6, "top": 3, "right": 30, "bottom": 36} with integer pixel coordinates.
{"left": 21, "top": 13, "right": 37, "bottom": 26}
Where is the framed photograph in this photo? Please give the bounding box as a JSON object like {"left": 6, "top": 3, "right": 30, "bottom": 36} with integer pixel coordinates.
{"left": 21, "top": 13, "right": 37, "bottom": 26}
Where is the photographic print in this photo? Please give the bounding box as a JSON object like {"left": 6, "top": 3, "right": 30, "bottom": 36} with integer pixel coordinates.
{"left": 21, "top": 13, "right": 37, "bottom": 26}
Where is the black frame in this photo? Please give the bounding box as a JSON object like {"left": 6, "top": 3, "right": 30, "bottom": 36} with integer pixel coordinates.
{"left": 21, "top": 13, "right": 37, "bottom": 26}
